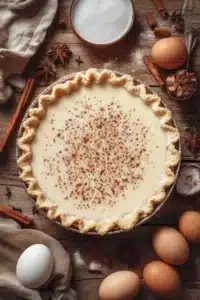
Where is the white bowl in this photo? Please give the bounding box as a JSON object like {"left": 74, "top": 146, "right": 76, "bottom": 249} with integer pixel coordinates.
{"left": 70, "top": 0, "right": 135, "bottom": 47}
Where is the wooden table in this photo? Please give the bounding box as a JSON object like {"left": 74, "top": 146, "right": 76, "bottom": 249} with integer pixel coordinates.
{"left": 1, "top": 0, "right": 200, "bottom": 299}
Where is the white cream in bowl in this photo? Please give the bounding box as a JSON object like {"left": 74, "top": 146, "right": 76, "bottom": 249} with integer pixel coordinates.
{"left": 71, "top": 0, "right": 134, "bottom": 45}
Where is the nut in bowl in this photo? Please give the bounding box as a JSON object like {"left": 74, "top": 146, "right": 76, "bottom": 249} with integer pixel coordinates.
{"left": 70, "top": 0, "right": 135, "bottom": 47}
{"left": 166, "top": 69, "right": 197, "bottom": 100}
{"left": 17, "top": 69, "right": 181, "bottom": 235}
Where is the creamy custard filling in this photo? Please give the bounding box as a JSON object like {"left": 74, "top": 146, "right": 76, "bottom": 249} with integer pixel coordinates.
{"left": 31, "top": 84, "right": 167, "bottom": 220}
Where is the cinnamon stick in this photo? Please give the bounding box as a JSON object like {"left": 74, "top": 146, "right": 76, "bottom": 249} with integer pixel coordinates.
{"left": 144, "top": 13, "right": 157, "bottom": 30}
{"left": 152, "top": 0, "right": 169, "bottom": 19}
{"left": 143, "top": 56, "right": 165, "bottom": 89}
{"left": 0, "top": 206, "right": 32, "bottom": 226}
{"left": 0, "top": 78, "right": 35, "bottom": 152}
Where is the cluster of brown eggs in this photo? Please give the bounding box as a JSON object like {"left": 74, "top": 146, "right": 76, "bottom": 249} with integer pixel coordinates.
{"left": 99, "top": 210, "right": 200, "bottom": 300}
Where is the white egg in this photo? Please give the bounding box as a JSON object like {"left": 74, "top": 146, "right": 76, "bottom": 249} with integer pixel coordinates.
{"left": 16, "top": 244, "right": 54, "bottom": 289}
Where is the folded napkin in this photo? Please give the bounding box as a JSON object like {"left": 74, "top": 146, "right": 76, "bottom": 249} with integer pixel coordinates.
{"left": 0, "top": 0, "right": 58, "bottom": 103}
{"left": 0, "top": 217, "right": 77, "bottom": 300}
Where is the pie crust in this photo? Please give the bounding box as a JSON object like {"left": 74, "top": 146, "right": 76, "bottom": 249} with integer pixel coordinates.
{"left": 17, "top": 69, "right": 180, "bottom": 235}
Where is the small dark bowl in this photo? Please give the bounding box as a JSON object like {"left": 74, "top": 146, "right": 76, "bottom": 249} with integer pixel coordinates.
{"left": 69, "top": 0, "right": 135, "bottom": 47}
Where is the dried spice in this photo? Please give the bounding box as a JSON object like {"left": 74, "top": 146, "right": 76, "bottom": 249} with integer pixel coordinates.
{"left": 0, "top": 78, "right": 35, "bottom": 152}
{"left": 75, "top": 56, "right": 83, "bottom": 66}
{"left": 144, "top": 12, "right": 157, "bottom": 30}
{"left": 58, "top": 20, "right": 67, "bottom": 30}
{"left": 166, "top": 70, "right": 197, "bottom": 99}
{"left": 32, "top": 206, "right": 39, "bottom": 215}
{"left": 1, "top": 207, "right": 32, "bottom": 226}
{"left": 48, "top": 44, "right": 72, "bottom": 66}
{"left": 5, "top": 186, "right": 12, "bottom": 198}
{"left": 170, "top": 11, "right": 184, "bottom": 33}
{"left": 185, "top": 128, "right": 200, "bottom": 153}
{"left": 11, "top": 206, "right": 22, "bottom": 213}
{"left": 35, "top": 61, "right": 56, "bottom": 84}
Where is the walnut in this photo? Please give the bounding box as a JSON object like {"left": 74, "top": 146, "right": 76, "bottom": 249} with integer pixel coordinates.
{"left": 166, "top": 70, "right": 197, "bottom": 100}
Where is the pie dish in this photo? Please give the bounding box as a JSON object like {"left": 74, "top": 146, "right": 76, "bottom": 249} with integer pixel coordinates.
{"left": 17, "top": 69, "right": 180, "bottom": 235}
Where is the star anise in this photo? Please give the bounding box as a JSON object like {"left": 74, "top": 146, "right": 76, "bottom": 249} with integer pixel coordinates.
{"left": 35, "top": 61, "right": 56, "bottom": 84}
{"left": 185, "top": 128, "right": 200, "bottom": 153}
{"left": 48, "top": 44, "right": 72, "bottom": 66}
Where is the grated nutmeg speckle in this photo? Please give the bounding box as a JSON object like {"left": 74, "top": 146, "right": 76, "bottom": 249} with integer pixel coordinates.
{"left": 43, "top": 97, "right": 153, "bottom": 211}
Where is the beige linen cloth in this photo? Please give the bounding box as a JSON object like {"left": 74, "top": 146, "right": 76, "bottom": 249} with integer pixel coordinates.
{"left": 0, "top": 217, "right": 77, "bottom": 300}
{"left": 0, "top": 0, "right": 58, "bottom": 103}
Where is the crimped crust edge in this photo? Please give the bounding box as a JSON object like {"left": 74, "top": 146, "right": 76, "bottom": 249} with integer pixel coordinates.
{"left": 17, "top": 69, "right": 180, "bottom": 235}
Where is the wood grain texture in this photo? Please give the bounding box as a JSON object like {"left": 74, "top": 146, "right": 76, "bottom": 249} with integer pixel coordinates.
{"left": 0, "top": 0, "right": 200, "bottom": 298}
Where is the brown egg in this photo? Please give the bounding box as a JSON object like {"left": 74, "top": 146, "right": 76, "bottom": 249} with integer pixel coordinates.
{"left": 152, "top": 37, "right": 187, "bottom": 69}
{"left": 143, "top": 261, "right": 181, "bottom": 296}
{"left": 99, "top": 271, "right": 140, "bottom": 300}
{"left": 152, "top": 227, "right": 189, "bottom": 265}
{"left": 179, "top": 211, "right": 200, "bottom": 243}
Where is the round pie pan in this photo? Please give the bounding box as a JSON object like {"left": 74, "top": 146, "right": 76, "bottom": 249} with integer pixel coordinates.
{"left": 17, "top": 70, "right": 181, "bottom": 236}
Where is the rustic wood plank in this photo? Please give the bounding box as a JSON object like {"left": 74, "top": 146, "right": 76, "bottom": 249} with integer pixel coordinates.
{"left": 62, "top": 236, "right": 200, "bottom": 282}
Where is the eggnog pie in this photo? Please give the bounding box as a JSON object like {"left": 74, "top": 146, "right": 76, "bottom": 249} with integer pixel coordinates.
{"left": 18, "top": 69, "right": 180, "bottom": 235}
